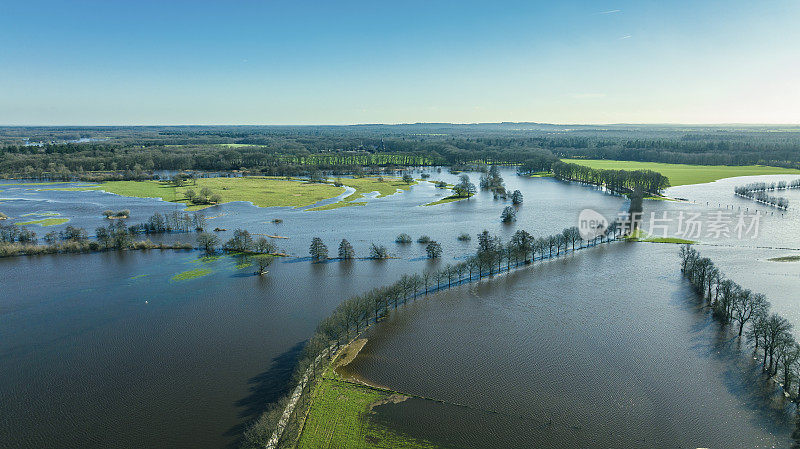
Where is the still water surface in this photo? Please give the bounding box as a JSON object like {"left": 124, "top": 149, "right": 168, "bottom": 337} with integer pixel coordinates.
{"left": 1, "top": 168, "right": 799, "bottom": 447}
{"left": 346, "top": 243, "right": 798, "bottom": 448}
{"left": 1, "top": 170, "right": 627, "bottom": 447}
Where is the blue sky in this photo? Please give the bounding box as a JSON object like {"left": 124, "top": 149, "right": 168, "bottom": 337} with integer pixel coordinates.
{"left": 1, "top": 0, "right": 798, "bottom": 125}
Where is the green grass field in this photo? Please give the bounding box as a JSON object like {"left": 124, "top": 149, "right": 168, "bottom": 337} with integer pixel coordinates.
{"left": 336, "top": 177, "right": 417, "bottom": 201}
{"left": 53, "top": 181, "right": 181, "bottom": 201}
{"left": 562, "top": 159, "right": 800, "bottom": 186}
{"left": 58, "top": 178, "right": 343, "bottom": 210}
{"left": 624, "top": 229, "right": 696, "bottom": 244}
{"left": 219, "top": 143, "right": 261, "bottom": 148}
{"left": 176, "top": 177, "right": 346, "bottom": 210}
{"left": 423, "top": 195, "right": 466, "bottom": 207}
{"left": 15, "top": 217, "right": 69, "bottom": 227}
{"left": 297, "top": 374, "right": 436, "bottom": 449}
{"left": 54, "top": 176, "right": 415, "bottom": 211}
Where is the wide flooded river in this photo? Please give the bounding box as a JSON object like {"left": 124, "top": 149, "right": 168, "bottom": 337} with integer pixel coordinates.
{"left": 1, "top": 168, "right": 799, "bottom": 447}
{"left": 345, "top": 243, "right": 798, "bottom": 448}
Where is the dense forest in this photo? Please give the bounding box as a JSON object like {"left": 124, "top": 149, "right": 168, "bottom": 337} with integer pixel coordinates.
{"left": 2, "top": 124, "right": 800, "bottom": 181}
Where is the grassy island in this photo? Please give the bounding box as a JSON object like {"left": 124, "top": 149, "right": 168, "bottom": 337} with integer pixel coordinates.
{"left": 50, "top": 176, "right": 417, "bottom": 211}
{"left": 624, "top": 229, "right": 696, "bottom": 244}
{"left": 423, "top": 195, "right": 466, "bottom": 206}
{"left": 15, "top": 217, "right": 69, "bottom": 227}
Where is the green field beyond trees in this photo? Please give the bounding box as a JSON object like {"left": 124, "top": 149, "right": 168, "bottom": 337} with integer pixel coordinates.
{"left": 562, "top": 159, "right": 800, "bottom": 186}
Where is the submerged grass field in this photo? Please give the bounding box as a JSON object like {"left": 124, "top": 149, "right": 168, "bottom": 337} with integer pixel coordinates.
{"left": 171, "top": 268, "right": 212, "bottom": 281}
{"left": 768, "top": 255, "right": 800, "bottom": 262}
{"left": 55, "top": 176, "right": 415, "bottom": 211}
{"left": 20, "top": 212, "right": 61, "bottom": 217}
{"left": 306, "top": 201, "right": 368, "bottom": 211}
{"left": 561, "top": 159, "right": 800, "bottom": 186}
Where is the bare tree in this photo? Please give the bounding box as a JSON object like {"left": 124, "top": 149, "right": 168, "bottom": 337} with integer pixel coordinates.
{"left": 733, "top": 291, "right": 768, "bottom": 337}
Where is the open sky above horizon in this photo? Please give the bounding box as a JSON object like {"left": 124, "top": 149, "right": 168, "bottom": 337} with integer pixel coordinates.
{"left": 2, "top": 0, "right": 799, "bottom": 126}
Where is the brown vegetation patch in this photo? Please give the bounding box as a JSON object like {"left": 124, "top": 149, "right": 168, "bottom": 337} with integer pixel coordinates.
{"left": 333, "top": 338, "right": 368, "bottom": 372}
{"left": 367, "top": 393, "right": 409, "bottom": 412}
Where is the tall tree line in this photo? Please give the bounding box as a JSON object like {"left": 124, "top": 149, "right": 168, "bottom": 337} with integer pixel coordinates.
{"left": 7, "top": 124, "right": 800, "bottom": 177}
{"left": 551, "top": 161, "right": 670, "bottom": 195}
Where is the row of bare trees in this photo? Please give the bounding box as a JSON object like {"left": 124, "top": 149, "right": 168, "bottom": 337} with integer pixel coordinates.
{"left": 679, "top": 244, "right": 800, "bottom": 399}
{"left": 735, "top": 180, "right": 800, "bottom": 193}
{"left": 245, "top": 226, "right": 621, "bottom": 448}
{"left": 734, "top": 182, "right": 791, "bottom": 210}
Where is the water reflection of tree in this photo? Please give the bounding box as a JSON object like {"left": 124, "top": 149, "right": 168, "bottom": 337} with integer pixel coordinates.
{"left": 227, "top": 341, "right": 306, "bottom": 447}
{"left": 792, "top": 415, "right": 800, "bottom": 449}
{"left": 686, "top": 290, "right": 796, "bottom": 440}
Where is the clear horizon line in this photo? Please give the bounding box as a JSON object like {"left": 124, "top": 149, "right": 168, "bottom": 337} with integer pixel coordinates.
{"left": 2, "top": 121, "right": 800, "bottom": 127}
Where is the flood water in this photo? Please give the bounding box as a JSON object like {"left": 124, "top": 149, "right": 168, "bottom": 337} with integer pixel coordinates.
{"left": 1, "top": 168, "right": 799, "bottom": 447}
{"left": 1, "top": 250, "right": 410, "bottom": 447}
{"left": 346, "top": 243, "right": 798, "bottom": 448}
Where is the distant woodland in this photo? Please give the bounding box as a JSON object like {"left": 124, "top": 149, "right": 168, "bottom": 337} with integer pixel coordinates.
{"left": 2, "top": 123, "right": 800, "bottom": 181}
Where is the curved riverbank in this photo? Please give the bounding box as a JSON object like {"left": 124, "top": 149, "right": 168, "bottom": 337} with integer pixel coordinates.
{"left": 338, "top": 243, "right": 798, "bottom": 448}
{"left": 254, "top": 231, "right": 621, "bottom": 448}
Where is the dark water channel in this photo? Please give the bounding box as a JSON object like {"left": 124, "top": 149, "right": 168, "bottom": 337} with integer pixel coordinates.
{"left": 346, "top": 243, "right": 798, "bottom": 448}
